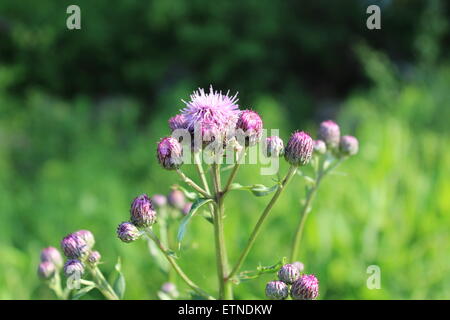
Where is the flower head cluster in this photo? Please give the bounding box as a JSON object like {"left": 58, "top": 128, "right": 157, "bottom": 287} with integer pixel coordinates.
{"left": 291, "top": 274, "right": 319, "bottom": 300}
{"left": 318, "top": 120, "right": 340, "bottom": 149}
{"left": 157, "top": 137, "right": 183, "bottom": 170}
{"left": 265, "top": 281, "right": 289, "bottom": 300}
{"left": 284, "top": 131, "right": 314, "bottom": 166}
{"left": 130, "top": 194, "right": 157, "bottom": 228}
{"left": 316, "top": 120, "right": 359, "bottom": 157}
{"left": 236, "top": 110, "right": 263, "bottom": 146}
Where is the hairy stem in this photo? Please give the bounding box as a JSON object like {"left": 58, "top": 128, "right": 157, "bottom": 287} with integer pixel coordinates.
{"left": 145, "top": 229, "right": 215, "bottom": 300}
{"left": 227, "top": 165, "right": 298, "bottom": 281}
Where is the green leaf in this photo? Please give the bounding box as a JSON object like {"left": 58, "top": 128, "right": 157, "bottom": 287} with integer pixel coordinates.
{"left": 112, "top": 257, "right": 126, "bottom": 299}
{"left": 147, "top": 239, "right": 169, "bottom": 272}
{"left": 177, "top": 198, "right": 214, "bottom": 247}
{"left": 297, "top": 171, "right": 316, "bottom": 185}
{"left": 229, "top": 183, "right": 278, "bottom": 197}
{"left": 235, "top": 257, "right": 287, "bottom": 282}
{"left": 72, "top": 285, "right": 96, "bottom": 300}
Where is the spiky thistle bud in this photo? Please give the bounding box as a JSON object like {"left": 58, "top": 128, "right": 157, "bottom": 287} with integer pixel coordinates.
{"left": 130, "top": 194, "right": 157, "bottom": 228}
{"left": 318, "top": 120, "right": 340, "bottom": 149}
{"left": 278, "top": 263, "right": 301, "bottom": 284}
{"left": 64, "top": 259, "right": 85, "bottom": 278}
{"left": 292, "top": 261, "right": 305, "bottom": 273}
{"left": 339, "top": 135, "right": 359, "bottom": 156}
{"left": 291, "top": 274, "right": 319, "bottom": 300}
{"left": 236, "top": 110, "right": 263, "bottom": 146}
{"left": 182, "top": 202, "right": 192, "bottom": 216}
{"left": 265, "top": 280, "right": 289, "bottom": 300}
{"left": 313, "top": 139, "right": 326, "bottom": 155}
{"left": 264, "top": 136, "right": 284, "bottom": 157}
{"left": 151, "top": 194, "right": 167, "bottom": 209}
{"left": 117, "top": 222, "right": 141, "bottom": 243}
{"left": 37, "top": 261, "right": 56, "bottom": 280}
{"left": 73, "top": 230, "right": 95, "bottom": 250}
{"left": 87, "top": 251, "right": 101, "bottom": 267}
{"left": 157, "top": 137, "right": 184, "bottom": 170}
{"left": 61, "top": 233, "right": 89, "bottom": 260}
{"left": 168, "top": 114, "right": 187, "bottom": 131}
{"left": 168, "top": 189, "right": 186, "bottom": 210}
{"left": 284, "top": 131, "right": 313, "bottom": 166}
{"left": 40, "top": 247, "right": 63, "bottom": 269}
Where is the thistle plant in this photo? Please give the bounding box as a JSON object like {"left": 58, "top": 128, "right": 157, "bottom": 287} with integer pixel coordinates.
{"left": 114, "top": 86, "right": 359, "bottom": 300}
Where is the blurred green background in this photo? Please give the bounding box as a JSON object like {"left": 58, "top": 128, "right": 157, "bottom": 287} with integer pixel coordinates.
{"left": 0, "top": 0, "right": 449, "bottom": 299}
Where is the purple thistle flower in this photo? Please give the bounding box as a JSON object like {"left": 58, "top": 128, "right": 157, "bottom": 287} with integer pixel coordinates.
{"left": 168, "top": 189, "right": 186, "bottom": 210}
{"left": 284, "top": 131, "right": 313, "bottom": 166}
{"left": 182, "top": 202, "right": 193, "bottom": 216}
{"left": 339, "top": 135, "right": 359, "bottom": 156}
{"left": 161, "top": 282, "right": 179, "bottom": 297}
{"left": 181, "top": 86, "right": 240, "bottom": 137}
{"left": 157, "top": 137, "right": 183, "bottom": 170}
{"left": 61, "top": 233, "right": 89, "bottom": 260}
{"left": 64, "top": 259, "right": 85, "bottom": 278}
{"left": 318, "top": 120, "right": 340, "bottom": 149}
{"left": 130, "top": 194, "right": 157, "bottom": 228}
{"left": 292, "top": 261, "right": 305, "bottom": 273}
{"left": 313, "top": 139, "right": 327, "bottom": 155}
{"left": 236, "top": 110, "right": 263, "bottom": 146}
{"left": 265, "top": 280, "right": 289, "bottom": 300}
{"left": 151, "top": 194, "right": 167, "bottom": 209}
{"left": 117, "top": 222, "right": 141, "bottom": 243}
{"left": 278, "top": 264, "right": 301, "bottom": 284}
{"left": 40, "top": 247, "right": 63, "bottom": 269}
{"left": 87, "top": 250, "right": 101, "bottom": 266}
{"left": 37, "top": 261, "right": 56, "bottom": 280}
{"left": 168, "top": 114, "right": 187, "bottom": 131}
{"left": 73, "top": 230, "right": 95, "bottom": 249}
{"left": 291, "top": 274, "right": 319, "bottom": 300}
{"left": 264, "top": 136, "right": 284, "bottom": 157}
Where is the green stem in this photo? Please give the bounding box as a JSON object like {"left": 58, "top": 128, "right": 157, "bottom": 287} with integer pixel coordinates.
{"left": 223, "top": 163, "right": 241, "bottom": 195}
{"left": 194, "top": 152, "right": 211, "bottom": 194}
{"left": 90, "top": 266, "right": 120, "bottom": 300}
{"left": 49, "top": 272, "right": 66, "bottom": 299}
{"left": 176, "top": 169, "right": 210, "bottom": 198}
{"left": 227, "top": 165, "right": 298, "bottom": 281}
{"left": 145, "top": 229, "right": 215, "bottom": 300}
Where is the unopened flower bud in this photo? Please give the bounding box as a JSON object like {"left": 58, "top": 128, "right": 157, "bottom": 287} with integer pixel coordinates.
{"left": 168, "top": 114, "right": 187, "bottom": 131}
{"left": 61, "top": 233, "right": 89, "bottom": 260}
{"left": 38, "top": 261, "right": 56, "bottom": 280}
{"left": 278, "top": 263, "right": 301, "bottom": 284}
{"left": 291, "top": 274, "right": 319, "bottom": 300}
{"left": 339, "top": 135, "right": 359, "bottom": 156}
{"left": 265, "top": 280, "right": 289, "bottom": 300}
{"left": 73, "top": 230, "right": 95, "bottom": 249}
{"left": 64, "top": 259, "right": 85, "bottom": 278}
{"left": 151, "top": 194, "right": 167, "bottom": 208}
{"left": 168, "top": 189, "right": 186, "bottom": 210}
{"left": 284, "top": 131, "right": 313, "bottom": 166}
{"left": 157, "top": 137, "right": 184, "bottom": 170}
{"left": 161, "top": 282, "right": 179, "bottom": 298}
{"left": 264, "top": 136, "right": 284, "bottom": 157}
{"left": 313, "top": 140, "right": 326, "bottom": 155}
{"left": 236, "top": 110, "right": 263, "bottom": 146}
{"left": 87, "top": 251, "right": 101, "bottom": 266}
{"left": 318, "top": 120, "right": 340, "bottom": 149}
{"left": 182, "top": 202, "right": 192, "bottom": 216}
{"left": 292, "top": 261, "right": 305, "bottom": 273}
{"left": 117, "top": 222, "right": 141, "bottom": 243}
{"left": 40, "top": 247, "right": 63, "bottom": 269}
{"left": 130, "top": 194, "right": 157, "bottom": 228}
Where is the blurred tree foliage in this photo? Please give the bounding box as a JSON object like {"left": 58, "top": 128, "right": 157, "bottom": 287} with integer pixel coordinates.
{"left": 0, "top": 0, "right": 448, "bottom": 120}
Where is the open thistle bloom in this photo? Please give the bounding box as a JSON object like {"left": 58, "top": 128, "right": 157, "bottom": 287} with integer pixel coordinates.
{"left": 236, "top": 110, "right": 263, "bottom": 146}
{"left": 61, "top": 233, "right": 89, "bottom": 260}
{"left": 157, "top": 137, "right": 183, "bottom": 170}
{"left": 37, "top": 261, "right": 56, "bottom": 280}
{"left": 264, "top": 136, "right": 284, "bottom": 157}
{"left": 168, "top": 189, "right": 186, "bottom": 210}
{"left": 284, "top": 131, "right": 313, "bottom": 166}
{"left": 168, "top": 114, "right": 187, "bottom": 131}
{"left": 278, "top": 263, "right": 301, "bottom": 284}
{"left": 73, "top": 230, "right": 95, "bottom": 249}
{"left": 291, "top": 274, "right": 319, "bottom": 300}
{"left": 313, "top": 139, "right": 327, "bottom": 155}
{"left": 318, "top": 120, "right": 340, "bottom": 149}
{"left": 265, "top": 280, "right": 289, "bottom": 300}
{"left": 339, "top": 135, "right": 359, "bottom": 156}
{"left": 117, "top": 222, "right": 141, "bottom": 243}
{"left": 181, "top": 86, "right": 240, "bottom": 142}
{"left": 292, "top": 261, "right": 305, "bottom": 273}
{"left": 130, "top": 194, "right": 157, "bottom": 228}
{"left": 87, "top": 251, "right": 101, "bottom": 267}
{"left": 40, "top": 247, "right": 63, "bottom": 269}
{"left": 151, "top": 194, "right": 167, "bottom": 209}
{"left": 64, "top": 259, "right": 85, "bottom": 278}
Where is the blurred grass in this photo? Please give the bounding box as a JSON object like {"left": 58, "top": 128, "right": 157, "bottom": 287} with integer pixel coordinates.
{"left": 1, "top": 49, "right": 450, "bottom": 299}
